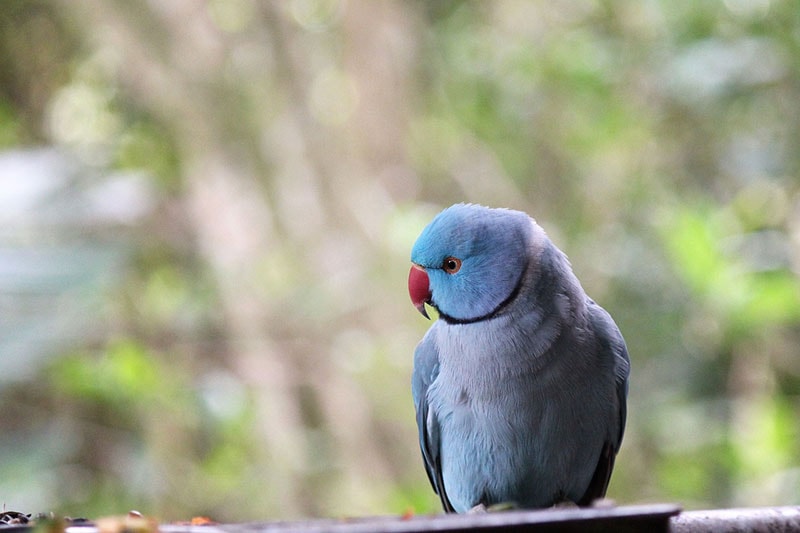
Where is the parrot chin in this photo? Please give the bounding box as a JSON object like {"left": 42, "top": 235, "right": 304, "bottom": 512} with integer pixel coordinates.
{"left": 408, "top": 264, "right": 432, "bottom": 319}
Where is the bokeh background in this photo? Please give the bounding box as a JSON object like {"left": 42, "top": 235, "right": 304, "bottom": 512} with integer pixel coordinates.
{"left": 1, "top": 0, "right": 799, "bottom": 522}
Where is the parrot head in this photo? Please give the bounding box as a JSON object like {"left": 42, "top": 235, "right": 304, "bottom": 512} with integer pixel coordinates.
{"left": 408, "top": 204, "right": 530, "bottom": 323}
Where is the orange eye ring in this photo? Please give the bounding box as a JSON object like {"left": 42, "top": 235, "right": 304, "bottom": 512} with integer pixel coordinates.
{"left": 442, "top": 256, "right": 462, "bottom": 274}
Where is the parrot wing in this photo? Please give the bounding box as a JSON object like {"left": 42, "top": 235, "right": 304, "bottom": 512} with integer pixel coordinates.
{"left": 411, "top": 329, "right": 455, "bottom": 512}
{"left": 578, "top": 298, "right": 631, "bottom": 505}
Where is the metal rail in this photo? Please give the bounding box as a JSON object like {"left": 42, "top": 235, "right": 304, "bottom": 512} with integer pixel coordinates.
{"left": 6, "top": 505, "right": 800, "bottom": 532}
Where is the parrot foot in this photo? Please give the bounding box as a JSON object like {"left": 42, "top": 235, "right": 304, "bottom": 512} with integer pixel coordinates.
{"left": 486, "top": 502, "right": 517, "bottom": 512}
{"left": 467, "top": 502, "right": 517, "bottom": 513}
{"left": 590, "top": 498, "right": 617, "bottom": 509}
{"left": 551, "top": 500, "right": 579, "bottom": 509}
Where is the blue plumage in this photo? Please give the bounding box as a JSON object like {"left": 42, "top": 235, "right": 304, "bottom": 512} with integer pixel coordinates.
{"left": 408, "top": 204, "right": 630, "bottom": 513}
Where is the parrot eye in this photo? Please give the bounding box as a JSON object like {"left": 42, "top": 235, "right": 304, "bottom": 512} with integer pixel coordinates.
{"left": 442, "top": 256, "right": 462, "bottom": 274}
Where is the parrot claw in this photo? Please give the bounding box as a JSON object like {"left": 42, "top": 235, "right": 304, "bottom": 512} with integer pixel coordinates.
{"left": 551, "top": 500, "right": 579, "bottom": 510}
{"left": 467, "top": 502, "right": 517, "bottom": 513}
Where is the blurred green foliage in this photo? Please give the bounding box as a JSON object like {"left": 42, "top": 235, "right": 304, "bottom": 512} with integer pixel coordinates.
{"left": 0, "top": 0, "right": 799, "bottom": 523}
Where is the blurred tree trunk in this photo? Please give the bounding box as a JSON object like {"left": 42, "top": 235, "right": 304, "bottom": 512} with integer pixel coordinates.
{"left": 58, "top": 0, "right": 422, "bottom": 517}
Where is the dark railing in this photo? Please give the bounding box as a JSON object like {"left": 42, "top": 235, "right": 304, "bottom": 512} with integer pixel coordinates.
{"left": 4, "top": 505, "right": 800, "bottom": 532}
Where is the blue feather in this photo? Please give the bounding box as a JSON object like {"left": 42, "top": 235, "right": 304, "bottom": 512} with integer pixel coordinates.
{"left": 410, "top": 204, "right": 630, "bottom": 512}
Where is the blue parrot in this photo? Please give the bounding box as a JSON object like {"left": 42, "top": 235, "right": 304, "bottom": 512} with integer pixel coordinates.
{"left": 408, "top": 203, "right": 630, "bottom": 513}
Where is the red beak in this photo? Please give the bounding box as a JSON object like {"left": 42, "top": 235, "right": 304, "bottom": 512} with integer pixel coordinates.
{"left": 408, "top": 264, "right": 432, "bottom": 319}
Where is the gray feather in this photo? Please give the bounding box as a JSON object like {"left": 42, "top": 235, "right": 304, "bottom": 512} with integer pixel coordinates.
{"left": 411, "top": 212, "right": 630, "bottom": 513}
